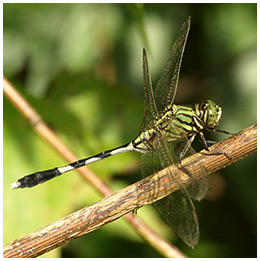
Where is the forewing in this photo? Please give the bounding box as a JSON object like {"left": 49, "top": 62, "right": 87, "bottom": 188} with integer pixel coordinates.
{"left": 140, "top": 48, "right": 158, "bottom": 132}
{"left": 154, "top": 17, "right": 191, "bottom": 114}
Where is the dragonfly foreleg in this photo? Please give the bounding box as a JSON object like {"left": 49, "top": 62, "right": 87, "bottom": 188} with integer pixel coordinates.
{"left": 209, "top": 128, "right": 235, "bottom": 135}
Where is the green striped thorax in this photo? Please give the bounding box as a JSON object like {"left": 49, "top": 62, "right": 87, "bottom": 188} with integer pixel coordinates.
{"left": 133, "top": 100, "right": 222, "bottom": 152}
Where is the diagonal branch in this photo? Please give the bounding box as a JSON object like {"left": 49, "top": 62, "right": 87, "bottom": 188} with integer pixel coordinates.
{"left": 3, "top": 124, "right": 256, "bottom": 258}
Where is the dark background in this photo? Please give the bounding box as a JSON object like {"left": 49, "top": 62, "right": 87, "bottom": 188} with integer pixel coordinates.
{"left": 4, "top": 3, "right": 256, "bottom": 258}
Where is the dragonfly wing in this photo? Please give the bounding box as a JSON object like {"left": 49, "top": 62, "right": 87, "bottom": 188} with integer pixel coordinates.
{"left": 140, "top": 147, "right": 200, "bottom": 248}
{"left": 154, "top": 17, "right": 191, "bottom": 114}
{"left": 140, "top": 150, "right": 161, "bottom": 202}
{"left": 163, "top": 138, "right": 209, "bottom": 200}
{"left": 140, "top": 139, "right": 208, "bottom": 247}
{"left": 169, "top": 138, "right": 209, "bottom": 200}
{"left": 157, "top": 140, "right": 208, "bottom": 247}
{"left": 140, "top": 48, "right": 159, "bottom": 132}
{"left": 155, "top": 189, "right": 199, "bottom": 248}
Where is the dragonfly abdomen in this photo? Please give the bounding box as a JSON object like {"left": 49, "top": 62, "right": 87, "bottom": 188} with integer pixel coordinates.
{"left": 132, "top": 129, "right": 161, "bottom": 152}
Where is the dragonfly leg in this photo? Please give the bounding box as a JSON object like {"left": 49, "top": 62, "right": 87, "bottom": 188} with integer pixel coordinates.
{"left": 178, "top": 135, "right": 196, "bottom": 162}
{"left": 205, "top": 140, "right": 217, "bottom": 145}
{"left": 198, "top": 132, "right": 210, "bottom": 151}
{"left": 199, "top": 131, "right": 232, "bottom": 161}
{"left": 132, "top": 208, "right": 139, "bottom": 215}
{"left": 199, "top": 138, "right": 218, "bottom": 147}
{"left": 197, "top": 131, "right": 217, "bottom": 147}
{"left": 174, "top": 135, "right": 196, "bottom": 178}
{"left": 201, "top": 149, "right": 232, "bottom": 161}
{"left": 174, "top": 136, "right": 208, "bottom": 200}
{"left": 212, "top": 128, "right": 235, "bottom": 135}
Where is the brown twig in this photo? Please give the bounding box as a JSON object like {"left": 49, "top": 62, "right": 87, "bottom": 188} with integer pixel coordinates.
{"left": 3, "top": 77, "right": 186, "bottom": 258}
{"left": 3, "top": 124, "right": 257, "bottom": 258}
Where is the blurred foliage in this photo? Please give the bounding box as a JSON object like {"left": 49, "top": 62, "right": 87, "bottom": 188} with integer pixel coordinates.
{"left": 3, "top": 3, "right": 256, "bottom": 258}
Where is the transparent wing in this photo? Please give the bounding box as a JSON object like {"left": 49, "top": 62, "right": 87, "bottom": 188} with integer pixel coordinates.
{"left": 140, "top": 48, "right": 159, "bottom": 132}
{"left": 171, "top": 138, "right": 208, "bottom": 201}
{"left": 154, "top": 16, "right": 191, "bottom": 114}
{"left": 140, "top": 149, "right": 162, "bottom": 202}
{"left": 140, "top": 17, "right": 191, "bottom": 131}
{"left": 140, "top": 138, "right": 208, "bottom": 248}
{"left": 139, "top": 17, "right": 208, "bottom": 247}
{"left": 155, "top": 190, "right": 199, "bottom": 248}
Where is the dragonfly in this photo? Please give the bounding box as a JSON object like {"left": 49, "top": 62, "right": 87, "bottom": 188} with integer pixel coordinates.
{"left": 11, "top": 17, "right": 230, "bottom": 248}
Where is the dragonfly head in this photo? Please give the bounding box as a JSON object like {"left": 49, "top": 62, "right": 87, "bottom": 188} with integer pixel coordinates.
{"left": 200, "top": 100, "right": 222, "bottom": 129}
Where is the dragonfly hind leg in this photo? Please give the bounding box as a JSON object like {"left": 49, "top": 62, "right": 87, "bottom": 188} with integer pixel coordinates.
{"left": 174, "top": 135, "right": 196, "bottom": 178}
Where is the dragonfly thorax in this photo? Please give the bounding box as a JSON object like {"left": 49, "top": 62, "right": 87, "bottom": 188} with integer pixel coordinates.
{"left": 133, "top": 101, "right": 223, "bottom": 153}
{"left": 195, "top": 100, "right": 222, "bottom": 129}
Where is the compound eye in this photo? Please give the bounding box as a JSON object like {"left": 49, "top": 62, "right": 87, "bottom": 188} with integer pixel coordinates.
{"left": 218, "top": 110, "right": 222, "bottom": 118}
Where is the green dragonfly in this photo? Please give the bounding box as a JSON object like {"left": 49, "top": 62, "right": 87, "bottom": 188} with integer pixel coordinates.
{"left": 11, "top": 17, "right": 230, "bottom": 247}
